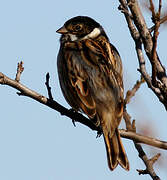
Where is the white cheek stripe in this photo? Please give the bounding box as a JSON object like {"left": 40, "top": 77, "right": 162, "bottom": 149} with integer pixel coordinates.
{"left": 82, "top": 27, "right": 101, "bottom": 40}
{"left": 69, "top": 27, "right": 101, "bottom": 41}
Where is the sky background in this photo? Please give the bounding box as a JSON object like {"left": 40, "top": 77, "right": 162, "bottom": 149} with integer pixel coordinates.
{"left": 0, "top": 0, "right": 167, "bottom": 180}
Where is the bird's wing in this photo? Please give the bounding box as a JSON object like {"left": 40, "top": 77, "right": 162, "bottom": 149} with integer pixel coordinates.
{"left": 84, "top": 38, "right": 124, "bottom": 99}
{"left": 64, "top": 47, "right": 96, "bottom": 118}
{"left": 64, "top": 38, "right": 123, "bottom": 119}
{"left": 82, "top": 38, "right": 124, "bottom": 122}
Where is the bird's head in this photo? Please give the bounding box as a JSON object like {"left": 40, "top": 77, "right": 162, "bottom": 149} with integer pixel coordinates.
{"left": 56, "top": 16, "right": 104, "bottom": 41}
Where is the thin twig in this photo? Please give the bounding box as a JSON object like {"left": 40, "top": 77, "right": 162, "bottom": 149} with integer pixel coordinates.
{"left": 149, "top": 15, "right": 167, "bottom": 32}
{"left": 124, "top": 77, "right": 145, "bottom": 105}
{"left": 15, "top": 61, "right": 24, "bottom": 82}
{"left": 149, "top": 0, "right": 162, "bottom": 86}
{"left": 45, "top": 72, "right": 53, "bottom": 100}
{"left": 135, "top": 143, "right": 161, "bottom": 180}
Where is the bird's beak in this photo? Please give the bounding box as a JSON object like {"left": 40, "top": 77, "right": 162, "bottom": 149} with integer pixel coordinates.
{"left": 56, "top": 26, "right": 68, "bottom": 34}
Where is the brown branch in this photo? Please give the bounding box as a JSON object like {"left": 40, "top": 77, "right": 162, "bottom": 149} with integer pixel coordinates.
{"left": 118, "top": 1, "right": 165, "bottom": 107}
{"left": 149, "top": 15, "right": 167, "bottom": 32}
{"left": 118, "top": 2, "right": 167, "bottom": 177}
{"left": 149, "top": 0, "right": 156, "bottom": 18}
{"left": 1, "top": 58, "right": 167, "bottom": 180}
{"left": 158, "top": 0, "right": 162, "bottom": 17}
{"left": 1, "top": 70, "right": 167, "bottom": 151}
{"left": 135, "top": 143, "right": 161, "bottom": 180}
{"left": 15, "top": 61, "right": 24, "bottom": 82}
{"left": 124, "top": 77, "right": 144, "bottom": 105}
{"left": 122, "top": 79, "right": 161, "bottom": 178}
{"left": 0, "top": 71, "right": 100, "bottom": 132}
{"left": 135, "top": 39, "right": 167, "bottom": 107}
{"left": 128, "top": 0, "right": 167, "bottom": 87}
{"left": 123, "top": 109, "right": 133, "bottom": 131}
{"left": 120, "top": 129, "right": 167, "bottom": 150}
{"left": 149, "top": 0, "right": 162, "bottom": 86}
{"left": 119, "top": 0, "right": 167, "bottom": 110}
{"left": 118, "top": 0, "right": 140, "bottom": 41}
{"left": 123, "top": 109, "right": 161, "bottom": 179}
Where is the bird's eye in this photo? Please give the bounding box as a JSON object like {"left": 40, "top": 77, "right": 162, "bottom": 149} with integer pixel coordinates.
{"left": 74, "top": 24, "right": 82, "bottom": 31}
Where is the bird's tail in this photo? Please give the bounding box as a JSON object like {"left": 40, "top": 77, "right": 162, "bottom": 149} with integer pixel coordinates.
{"left": 103, "top": 128, "right": 129, "bottom": 171}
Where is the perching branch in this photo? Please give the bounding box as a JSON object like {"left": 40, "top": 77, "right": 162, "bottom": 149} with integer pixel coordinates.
{"left": 0, "top": 66, "right": 167, "bottom": 152}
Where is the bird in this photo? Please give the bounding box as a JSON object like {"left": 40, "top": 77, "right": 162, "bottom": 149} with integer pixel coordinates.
{"left": 56, "top": 16, "right": 129, "bottom": 171}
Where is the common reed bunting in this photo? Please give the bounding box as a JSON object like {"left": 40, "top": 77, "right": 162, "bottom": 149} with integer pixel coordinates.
{"left": 56, "top": 16, "right": 129, "bottom": 171}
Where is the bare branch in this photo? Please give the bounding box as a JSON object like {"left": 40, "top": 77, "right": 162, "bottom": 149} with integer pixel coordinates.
{"left": 149, "top": 0, "right": 162, "bottom": 86}
{"left": 123, "top": 108, "right": 161, "bottom": 179}
{"left": 118, "top": 0, "right": 140, "bottom": 40}
{"left": 15, "top": 61, "right": 24, "bottom": 82}
{"left": 123, "top": 109, "right": 133, "bottom": 131}
{"left": 1, "top": 0, "right": 166, "bottom": 177}
{"left": 118, "top": 0, "right": 167, "bottom": 108}
{"left": 45, "top": 72, "right": 53, "bottom": 100}
{"left": 119, "top": 0, "right": 167, "bottom": 111}
{"left": 135, "top": 39, "right": 167, "bottom": 107}
{"left": 149, "top": 15, "right": 167, "bottom": 32}
{"left": 135, "top": 143, "right": 161, "bottom": 180}
{"left": 0, "top": 71, "right": 100, "bottom": 132}
{"left": 120, "top": 129, "right": 167, "bottom": 150}
{"left": 1, "top": 70, "right": 167, "bottom": 151}
{"left": 117, "top": 1, "right": 167, "bottom": 177}
{"left": 150, "top": 153, "right": 161, "bottom": 164}
{"left": 124, "top": 77, "right": 145, "bottom": 105}
{"left": 127, "top": 0, "right": 167, "bottom": 87}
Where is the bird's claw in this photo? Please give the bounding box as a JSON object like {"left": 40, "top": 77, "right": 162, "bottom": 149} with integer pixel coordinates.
{"left": 96, "top": 130, "right": 102, "bottom": 138}
{"left": 69, "top": 108, "right": 77, "bottom": 127}
{"left": 72, "top": 119, "right": 76, "bottom": 127}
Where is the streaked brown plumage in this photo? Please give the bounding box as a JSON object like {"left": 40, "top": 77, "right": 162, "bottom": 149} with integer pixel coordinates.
{"left": 56, "top": 16, "right": 129, "bottom": 171}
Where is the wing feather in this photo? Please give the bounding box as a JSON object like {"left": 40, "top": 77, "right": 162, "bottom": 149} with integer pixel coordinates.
{"left": 65, "top": 49, "right": 96, "bottom": 118}
{"left": 63, "top": 37, "right": 123, "bottom": 120}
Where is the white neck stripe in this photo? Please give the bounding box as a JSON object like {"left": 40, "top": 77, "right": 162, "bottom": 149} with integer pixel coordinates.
{"left": 82, "top": 27, "right": 101, "bottom": 40}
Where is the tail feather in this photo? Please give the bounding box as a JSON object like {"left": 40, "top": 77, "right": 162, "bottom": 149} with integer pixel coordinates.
{"left": 116, "top": 129, "right": 129, "bottom": 170}
{"left": 103, "top": 128, "right": 129, "bottom": 171}
{"left": 104, "top": 132, "right": 119, "bottom": 170}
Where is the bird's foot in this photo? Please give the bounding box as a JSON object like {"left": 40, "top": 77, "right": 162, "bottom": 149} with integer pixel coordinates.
{"left": 69, "top": 108, "right": 77, "bottom": 127}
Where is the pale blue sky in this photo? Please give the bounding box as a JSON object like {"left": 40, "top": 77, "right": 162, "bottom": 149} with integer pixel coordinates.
{"left": 0, "top": 0, "right": 167, "bottom": 180}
